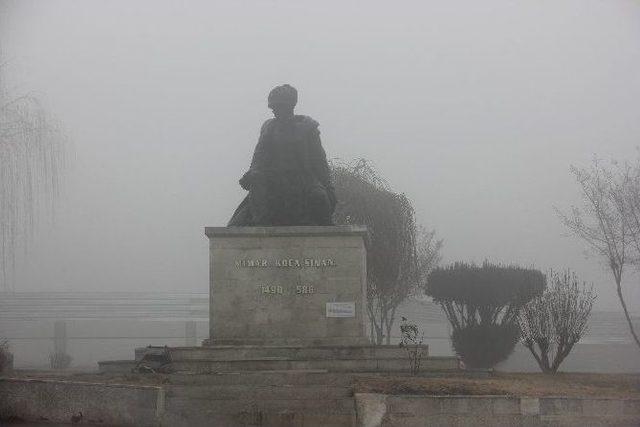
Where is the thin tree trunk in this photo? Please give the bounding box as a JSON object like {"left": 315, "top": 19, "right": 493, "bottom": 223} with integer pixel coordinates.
{"left": 616, "top": 280, "right": 640, "bottom": 350}
{"left": 376, "top": 325, "right": 383, "bottom": 344}
{"left": 366, "top": 299, "right": 384, "bottom": 345}
{"left": 378, "top": 300, "right": 387, "bottom": 345}
{"left": 524, "top": 343, "right": 550, "bottom": 373}
{"left": 369, "top": 316, "right": 375, "bottom": 343}
{"left": 539, "top": 344, "right": 551, "bottom": 372}
{"left": 384, "top": 305, "right": 397, "bottom": 345}
{"left": 551, "top": 343, "right": 574, "bottom": 373}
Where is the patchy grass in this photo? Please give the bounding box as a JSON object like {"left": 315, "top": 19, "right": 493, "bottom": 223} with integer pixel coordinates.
{"left": 353, "top": 372, "right": 640, "bottom": 398}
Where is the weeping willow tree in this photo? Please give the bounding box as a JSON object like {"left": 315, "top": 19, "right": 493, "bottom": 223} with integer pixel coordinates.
{"left": 332, "top": 159, "right": 442, "bottom": 344}
{"left": 0, "top": 62, "right": 66, "bottom": 290}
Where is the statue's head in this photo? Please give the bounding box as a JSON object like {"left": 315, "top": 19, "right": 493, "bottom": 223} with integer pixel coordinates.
{"left": 268, "top": 84, "right": 297, "bottom": 119}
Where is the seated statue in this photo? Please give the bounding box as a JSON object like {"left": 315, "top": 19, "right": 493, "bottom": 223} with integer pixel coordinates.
{"left": 228, "top": 84, "right": 336, "bottom": 226}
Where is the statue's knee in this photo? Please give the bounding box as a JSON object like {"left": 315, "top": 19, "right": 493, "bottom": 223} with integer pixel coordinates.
{"left": 307, "top": 187, "right": 331, "bottom": 211}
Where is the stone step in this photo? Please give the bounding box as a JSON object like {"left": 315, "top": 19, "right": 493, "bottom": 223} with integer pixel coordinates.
{"left": 145, "top": 344, "right": 424, "bottom": 362}
{"left": 167, "top": 384, "right": 352, "bottom": 400}
{"left": 99, "top": 355, "right": 459, "bottom": 374}
{"left": 98, "top": 359, "right": 137, "bottom": 373}
{"left": 169, "top": 356, "right": 459, "bottom": 374}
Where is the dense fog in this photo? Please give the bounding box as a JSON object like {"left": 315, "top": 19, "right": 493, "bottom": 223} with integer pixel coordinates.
{"left": 1, "top": 0, "right": 639, "bottom": 311}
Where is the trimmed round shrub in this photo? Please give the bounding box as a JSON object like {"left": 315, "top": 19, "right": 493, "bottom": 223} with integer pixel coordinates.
{"left": 427, "top": 262, "right": 545, "bottom": 308}
{"left": 426, "top": 261, "right": 545, "bottom": 369}
{"left": 451, "top": 324, "right": 520, "bottom": 369}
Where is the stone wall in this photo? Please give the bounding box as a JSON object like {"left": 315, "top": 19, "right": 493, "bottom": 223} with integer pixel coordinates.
{"left": 355, "top": 393, "right": 640, "bottom": 427}
{"left": 4, "top": 377, "right": 640, "bottom": 427}
{"left": 0, "top": 378, "right": 163, "bottom": 426}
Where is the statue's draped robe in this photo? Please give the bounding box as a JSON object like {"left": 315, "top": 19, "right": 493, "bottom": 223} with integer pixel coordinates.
{"left": 228, "top": 115, "right": 336, "bottom": 226}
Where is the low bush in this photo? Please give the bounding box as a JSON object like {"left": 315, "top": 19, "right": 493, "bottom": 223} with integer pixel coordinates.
{"left": 451, "top": 324, "right": 520, "bottom": 368}
{"left": 519, "top": 269, "right": 595, "bottom": 373}
{"left": 426, "top": 261, "right": 545, "bottom": 369}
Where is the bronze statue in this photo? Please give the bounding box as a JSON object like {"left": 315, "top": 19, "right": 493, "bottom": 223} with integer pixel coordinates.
{"left": 228, "top": 85, "right": 336, "bottom": 226}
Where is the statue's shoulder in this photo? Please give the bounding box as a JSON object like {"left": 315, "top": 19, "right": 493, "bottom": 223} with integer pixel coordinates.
{"left": 260, "top": 118, "right": 276, "bottom": 135}
{"left": 294, "top": 115, "right": 320, "bottom": 134}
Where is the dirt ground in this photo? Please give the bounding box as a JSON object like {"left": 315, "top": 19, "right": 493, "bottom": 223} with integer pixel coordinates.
{"left": 6, "top": 370, "right": 640, "bottom": 398}
{"left": 353, "top": 372, "right": 640, "bottom": 398}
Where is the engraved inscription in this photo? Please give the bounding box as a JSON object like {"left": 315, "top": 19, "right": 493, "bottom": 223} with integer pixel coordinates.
{"left": 259, "top": 285, "right": 284, "bottom": 295}
{"left": 236, "top": 258, "right": 336, "bottom": 268}
{"left": 296, "top": 285, "right": 315, "bottom": 294}
{"left": 304, "top": 258, "right": 335, "bottom": 267}
{"left": 276, "top": 258, "right": 301, "bottom": 267}
{"left": 235, "top": 259, "right": 268, "bottom": 268}
{"left": 256, "top": 284, "right": 315, "bottom": 296}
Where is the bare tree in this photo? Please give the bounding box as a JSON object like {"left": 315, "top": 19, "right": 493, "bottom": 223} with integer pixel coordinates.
{"left": 519, "top": 270, "right": 595, "bottom": 373}
{"left": 332, "top": 159, "right": 442, "bottom": 345}
{"left": 622, "top": 156, "right": 640, "bottom": 267}
{"left": 379, "top": 225, "right": 442, "bottom": 345}
{"left": 0, "top": 59, "right": 66, "bottom": 290}
{"left": 557, "top": 158, "right": 640, "bottom": 350}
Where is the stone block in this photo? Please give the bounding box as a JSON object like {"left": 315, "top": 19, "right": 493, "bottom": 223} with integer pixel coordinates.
{"left": 466, "top": 397, "right": 494, "bottom": 414}
{"left": 581, "top": 398, "right": 624, "bottom": 417}
{"left": 441, "top": 396, "right": 470, "bottom": 414}
{"left": 519, "top": 397, "right": 540, "bottom": 416}
{"left": 387, "top": 396, "right": 441, "bottom": 416}
{"left": 206, "top": 226, "right": 368, "bottom": 346}
{"left": 623, "top": 399, "right": 640, "bottom": 416}
{"left": 355, "top": 393, "right": 387, "bottom": 427}
{"left": 539, "top": 397, "right": 582, "bottom": 415}
{"left": 491, "top": 397, "right": 520, "bottom": 415}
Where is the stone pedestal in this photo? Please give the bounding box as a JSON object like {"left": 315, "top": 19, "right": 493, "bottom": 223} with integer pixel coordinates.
{"left": 205, "top": 226, "right": 369, "bottom": 346}
{"left": 98, "top": 225, "right": 459, "bottom": 376}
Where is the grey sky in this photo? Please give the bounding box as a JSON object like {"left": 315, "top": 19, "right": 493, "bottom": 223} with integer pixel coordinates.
{"left": 2, "top": 0, "right": 639, "bottom": 310}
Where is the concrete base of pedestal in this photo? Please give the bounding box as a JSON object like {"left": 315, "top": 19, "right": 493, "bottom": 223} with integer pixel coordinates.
{"left": 98, "top": 344, "right": 461, "bottom": 374}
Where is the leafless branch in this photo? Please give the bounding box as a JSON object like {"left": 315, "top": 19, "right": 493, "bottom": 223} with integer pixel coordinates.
{"left": 557, "top": 157, "right": 640, "bottom": 350}
{"left": 0, "top": 60, "right": 67, "bottom": 290}
{"left": 519, "top": 270, "right": 595, "bottom": 373}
